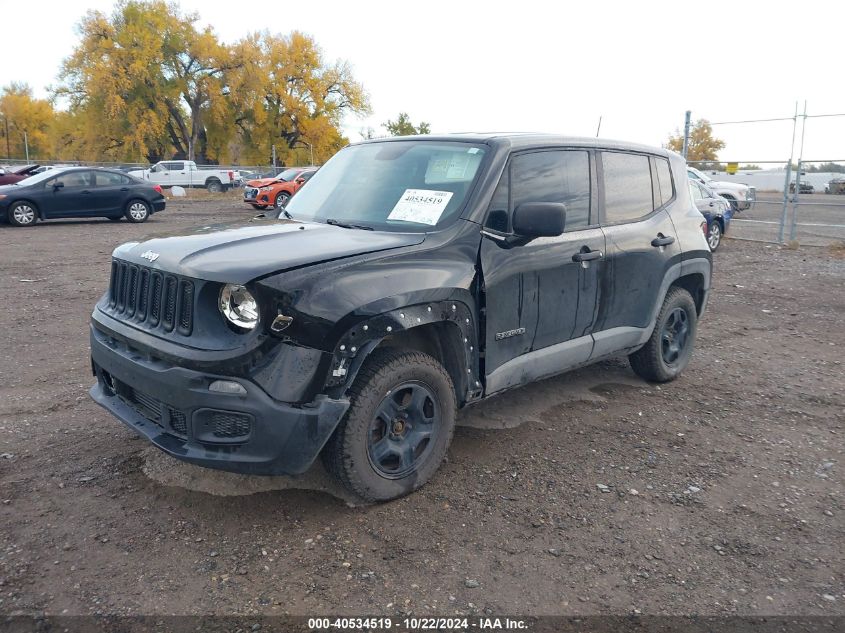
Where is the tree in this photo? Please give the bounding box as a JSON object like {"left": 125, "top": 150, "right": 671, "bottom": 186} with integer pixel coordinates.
{"left": 56, "top": 0, "right": 243, "bottom": 163}
{"left": 739, "top": 164, "right": 761, "bottom": 170}
{"left": 665, "top": 119, "right": 725, "bottom": 162}
{"left": 229, "top": 31, "right": 370, "bottom": 165}
{"left": 0, "top": 83, "right": 55, "bottom": 159}
{"left": 383, "top": 112, "right": 431, "bottom": 136}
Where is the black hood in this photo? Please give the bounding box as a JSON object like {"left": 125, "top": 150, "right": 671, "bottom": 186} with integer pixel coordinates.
{"left": 112, "top": 218, "right": 426, "bottom": 284}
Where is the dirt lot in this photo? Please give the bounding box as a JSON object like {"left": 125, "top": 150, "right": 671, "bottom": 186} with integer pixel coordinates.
{"left": 0, "top": 197, "right": 843, "bottom": 619}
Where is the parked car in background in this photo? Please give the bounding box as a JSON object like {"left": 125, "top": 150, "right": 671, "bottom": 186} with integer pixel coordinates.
{"left": 0, "top": 167, "right": 165, "bottom": 227}
{"left": 31, "top": 164, "right": 79, "bottom": 174}
{"left": 243, "top": 167, "right": 318, "bottom": 210}
{"left": 825, "top": 178, "right": 845, "bottom": 194}
{"left": 687, "top": 166, "right": 755, "bottom": 212}
{"left": 0, "top": 164, "right": 41, "bottom": 185}
{"left": 129, "top": 160, "right": 240, "bottom": 192}
{"left": 789, "top": 181, "right": 814, "bottom": 194}
{"left": 689, "top": 180, "right": 732, "bottom": 251}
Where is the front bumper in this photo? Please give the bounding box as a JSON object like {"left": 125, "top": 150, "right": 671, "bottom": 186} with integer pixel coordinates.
{"left": 89, "top": 324, "right": 348, "bottom": 475}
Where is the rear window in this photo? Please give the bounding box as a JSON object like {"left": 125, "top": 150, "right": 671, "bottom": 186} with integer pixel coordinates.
{"left": 602, "top": 152, "right": 654, "bottom": 223}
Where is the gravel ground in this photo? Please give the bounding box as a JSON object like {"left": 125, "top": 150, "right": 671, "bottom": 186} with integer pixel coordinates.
{"left": 0, "top": 198, "right": 843, "bottom": 618}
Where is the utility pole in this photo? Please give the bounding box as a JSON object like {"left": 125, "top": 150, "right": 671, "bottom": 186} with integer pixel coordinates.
{"left": 681, "top": 110, "right": 692, "bottom": 159}
{"left": 24, "top": 131, "right": 29, "bottom": 163}
{"left": 272, "top": 144, "right": 277, "bottom": 174}
{"left": 3, "top": 114, "right": 9, "bottom": 159}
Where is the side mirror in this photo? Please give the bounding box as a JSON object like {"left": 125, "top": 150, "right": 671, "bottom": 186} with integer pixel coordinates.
{"left": 295, "top": 177, "right": 306, "bottom": 185}
{"left": 53, "top": 182, "right": 64, "bottom": 190}
{"left": 512, "top": 202, "right": 567, "bottom": 238}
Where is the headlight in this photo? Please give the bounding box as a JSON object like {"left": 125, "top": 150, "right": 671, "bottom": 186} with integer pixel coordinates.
{"left": 219, "top": 284, "right": 259, "bottom": 331}
{"left": 259, "top": 186, "right": 274, "bottom": 192}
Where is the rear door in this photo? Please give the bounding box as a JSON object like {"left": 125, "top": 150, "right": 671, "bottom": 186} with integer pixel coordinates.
{"left": 592, "top": 152, "right": 681, "bottom": 357}
{"left": 92, "top": 171, "right": 130, "bottom": 214}
{"left": 480, "top": 149, "right": 605, "bottom": 394}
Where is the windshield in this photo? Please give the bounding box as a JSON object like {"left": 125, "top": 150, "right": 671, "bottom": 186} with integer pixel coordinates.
{"left": 13, "top": 170, "right": 64, "bottom": 187}
{"left": 689, "top": 166, "right": 712, "bottom": 183}
{"left": 276, "top": 168, "right": 301, "bottom": 182}
{"left": 283, "top": 141, "right": 487, "bottom": 232}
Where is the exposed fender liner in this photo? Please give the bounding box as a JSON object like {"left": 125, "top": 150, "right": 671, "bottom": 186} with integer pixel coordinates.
{"left": 324, "top": 300, "right": 481, "bottom": 403}
{"left": 680, "top": 257, "right": 712, "bottom": 316}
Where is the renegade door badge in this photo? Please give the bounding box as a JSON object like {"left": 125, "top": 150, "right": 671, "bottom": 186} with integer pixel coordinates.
{"left": 495, "top": 327, "right": 526, "bottom": 341}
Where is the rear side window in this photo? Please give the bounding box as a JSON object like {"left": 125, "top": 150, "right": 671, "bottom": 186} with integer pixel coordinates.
{"left": 602, "top": 152, "right": 654, "bottom": 223}
{"left": 510, "top": 150, "right": 591, "bottom": 232}
{"left": 95, "top": 171, "right": 130, "bottom": 186}
{"left": 655, "top": 158, "right": 674, "bottom": 207}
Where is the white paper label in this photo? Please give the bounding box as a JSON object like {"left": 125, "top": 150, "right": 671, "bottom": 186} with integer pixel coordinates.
{"left": 387, "top": 189, "right": 453, "bottom": 226}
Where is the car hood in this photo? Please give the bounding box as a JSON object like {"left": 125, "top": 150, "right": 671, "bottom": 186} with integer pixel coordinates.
{"left": 708, "top": 180, "right": 749, "bottom": 191}
{"left": 246, "top": 178, "right": 284, "bottom": 187}
{"left": 112, "top": 218, "right": 426, "bottom": 284}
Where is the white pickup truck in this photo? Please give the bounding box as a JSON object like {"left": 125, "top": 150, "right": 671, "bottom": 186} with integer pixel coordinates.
{"left": 128, "top": 161, "right": 241, "bottom": 192}
{"left": 687, "top": 166, "right": 756, "bottom": 212}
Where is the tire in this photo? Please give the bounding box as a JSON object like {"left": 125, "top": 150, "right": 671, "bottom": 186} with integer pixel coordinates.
{"left": 8, "top": 201, "right": 37, "bottom": 227}
{"left": 629, "top": 287, "right": 697, "bottom": 383}
{"left": 322, "top": 349, "right": 457, "bottom": 503}
{"left": 124, "top": 199, "right": 150, "bottom": 223}
{"left": 707, "top": 220, "right": 722, "bottom": 251}
{"left": 274, "top": 191, "right": 291, "bottom": 210}
{"left": 206, "top": 179, "right": 223, "bottom": 193}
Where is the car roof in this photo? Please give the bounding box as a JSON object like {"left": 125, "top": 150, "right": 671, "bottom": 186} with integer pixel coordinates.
{"left": 353, "top": 132, "right": 678, "bottom": 158}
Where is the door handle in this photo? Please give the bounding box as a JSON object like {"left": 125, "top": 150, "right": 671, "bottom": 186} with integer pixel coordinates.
{"left": 572, "top": 249, "right": 603, "bottom": 262}
{"left": 120, "top": 187, "right": 129, "bottom": 192}
{"left": 651, "top": 234, "right": 675, "bottom": 247}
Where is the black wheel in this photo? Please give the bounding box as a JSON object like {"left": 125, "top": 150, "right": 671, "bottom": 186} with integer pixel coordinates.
{"left": 8, "top": 201, "right": 37, "bottom": 227}
{"left": 206, "top": 179, "right": 223, "bottom": 193}
{"left": 629, "top": 287, "right": 697, "bottom": 383}
{"left": 322, "top": 349, "right": 457, "bottom": 502}
{"left": 274, "top": 191, "right": 291, "bottom": 210}
{"left": 707, "top": 220, "right": 722, "bottom": 251}
{"left": 124, "top": 200, "right": 150, "bottom": 223}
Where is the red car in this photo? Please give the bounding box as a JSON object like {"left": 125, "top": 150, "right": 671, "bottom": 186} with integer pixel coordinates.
{"left": 242, "top": 167, "right": 317, "bottom": 210}
{"left": 0, "top": 165, "right": 40, "bottom": 185}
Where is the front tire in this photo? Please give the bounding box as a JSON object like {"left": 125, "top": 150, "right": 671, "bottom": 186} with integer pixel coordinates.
{"left": 322, "top": 349, "right": 457, "bottom": 503}
{"left": 274, "top": 191, "right": 291, "bottom": 210}
{"left": 629, "top": 287, "right": 697, "bottom": 383}
{"left": 125, "top": 200, "right": 150, "bottom": 223}
{"left": 707, "top": 220, "right": 722, "bottom": 251}
{"left": 8, "top": 202, "right": 37, "bottom": 227}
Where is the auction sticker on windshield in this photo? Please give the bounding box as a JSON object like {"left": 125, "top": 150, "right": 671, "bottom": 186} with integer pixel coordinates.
{"left": 388, "top": 189, "right": 454, "bottom": 225}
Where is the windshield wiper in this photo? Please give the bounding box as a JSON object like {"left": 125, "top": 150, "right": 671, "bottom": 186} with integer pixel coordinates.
{"left": 325, "top": 218, "right": 373, "bottom": 230}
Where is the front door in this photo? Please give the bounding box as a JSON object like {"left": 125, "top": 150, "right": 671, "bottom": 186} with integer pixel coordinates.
{"left": 480, "top": 149, "right": 605, "bottom": 395}
{"left": 592, "top": 151, "right": 681, "bottom": 357}
{"left": 40, "top": 171, "right": 93, "bottom": 218}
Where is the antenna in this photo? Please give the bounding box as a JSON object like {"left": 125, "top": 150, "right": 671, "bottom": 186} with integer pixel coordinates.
{"left": 595, "top": 116, "right": 602, "bottom": 138}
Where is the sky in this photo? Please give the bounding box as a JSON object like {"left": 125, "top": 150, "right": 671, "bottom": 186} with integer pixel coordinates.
{"left": 1, "top": 0, "right": 843, "bottom": 164}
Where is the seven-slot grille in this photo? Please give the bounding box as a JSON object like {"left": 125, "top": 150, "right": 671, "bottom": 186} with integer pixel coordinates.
{"left": 108, "top": 260, "right": 194, "bottom": 335}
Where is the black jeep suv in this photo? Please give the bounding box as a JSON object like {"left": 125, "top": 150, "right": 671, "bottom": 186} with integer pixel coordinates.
{"left": 89, "top": 134, "right": 712, "bottom": 502}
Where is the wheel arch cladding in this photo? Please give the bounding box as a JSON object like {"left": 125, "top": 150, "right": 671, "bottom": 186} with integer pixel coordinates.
{"left": 324, "top": 301, "right": 480, "bottom": 405}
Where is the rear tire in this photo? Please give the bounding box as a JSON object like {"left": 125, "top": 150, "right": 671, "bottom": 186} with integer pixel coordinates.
{"left": 125, "top": 200, "right": 150, "bottom": 223}
{"left": 322, "top": 349, "right": 456, "bottom": 503}
{"left": 206, "top": 179, "right": 223, "bottom": 193}
{"left": 707, "top": 220, "right": 722, "bottom": 251}
{"left": 629, "top": 287, "right": 697, "bottom": 383}
{"left": 8, "top": 202, "right": 37, "bottom": 227}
